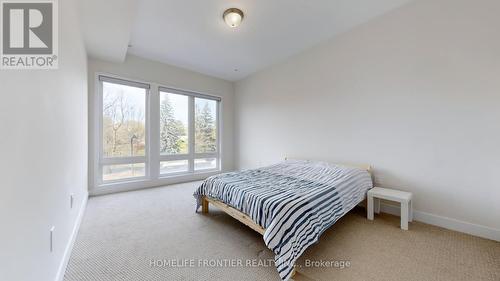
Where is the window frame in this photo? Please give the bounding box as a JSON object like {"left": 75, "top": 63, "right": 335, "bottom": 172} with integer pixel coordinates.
{"left": 92, "top": 73, "right": 222, "bottom": 192}
{"left": 158, "top": 87, "right": 220, "bottom": 177}
{"left": 96, "top": 75, "right": 151, "bottom": 185}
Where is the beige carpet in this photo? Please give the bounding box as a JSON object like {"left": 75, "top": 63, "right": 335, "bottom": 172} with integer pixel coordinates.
{"left": 64, "top": 182, "right": 500, "bottom": 281}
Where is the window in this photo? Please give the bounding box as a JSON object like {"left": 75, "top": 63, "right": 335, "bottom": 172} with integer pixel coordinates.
{"left": 159, "top": 160, "right": 189, "bottom": 174}
{"left": 194, "top": 98, "right": 218, "bottom": 171}
{"left": 95, "top": 75, "right": 220, "bottom": 187}
{"left": 103, "top": 163, "right": 146, "bottom": 181}
{"left": 159, "top": 92, "right": 188, "bottom": 155}
{"left": 194, "top": 158, "right": 217, "bottom": 171}
{"left": 158, "top": 89, "right": 220, "bottom": 176}
{"left": 195, "top": 98, "right": 217, "bottom": 154}
{"left": 99, "top": 77, "right": 149, "bottom": 183}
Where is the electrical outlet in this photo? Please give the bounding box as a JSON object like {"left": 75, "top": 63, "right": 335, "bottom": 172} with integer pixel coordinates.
{"left": 70, "top": 194, "right": 74, "bottom": 209}
{"left": 50, "top": 226, "right": 55, "bottom": 252}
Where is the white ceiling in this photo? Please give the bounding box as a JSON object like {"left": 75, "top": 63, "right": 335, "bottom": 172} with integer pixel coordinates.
{"left": 78, "top": 0, "right": 137, "bottom": 63}
{"left": 81, "top": 0, "right": 414, "bottom": 81}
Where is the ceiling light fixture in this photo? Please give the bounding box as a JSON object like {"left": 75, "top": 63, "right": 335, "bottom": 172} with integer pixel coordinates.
{"left": 223, "top": 8, "right": 244, "bottom": 28}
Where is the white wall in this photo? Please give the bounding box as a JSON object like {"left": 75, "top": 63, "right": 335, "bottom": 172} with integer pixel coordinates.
{"left": 0, "top": 0, "right": 88, "bottom": 280}
{"left": 235, "top": 0, "right": 500, "bottom": 239}
{"left": 88, "top": 55, "right": 235, "bottom": 193}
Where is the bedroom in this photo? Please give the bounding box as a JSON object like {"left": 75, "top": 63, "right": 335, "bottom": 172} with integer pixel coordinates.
{"left": 0, "top": 0, "right": 499, "bottom": 281}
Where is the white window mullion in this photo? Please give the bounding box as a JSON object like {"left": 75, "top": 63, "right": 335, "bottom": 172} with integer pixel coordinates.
{"left": 149, "top": 85, "right": 160, "bottom": 180}
{"left": 188, "top": 95, "right": 195, "bottom": 173}
{"left": 193, "top": 153, "right": 218, "bottom": 159}
{"left": 95, "top": 78, "right": 104, "bottom": 186}
{"left": 159, "top": 154, "right": 190, "bottom": 161}
{"left": 101, "top": 157, "right": 146, "bottom": 165}
{"left": 216, "top": 100, "right": 221, "bottom": 171}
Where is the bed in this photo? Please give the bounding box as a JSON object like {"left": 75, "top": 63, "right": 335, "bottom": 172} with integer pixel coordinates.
{"left": 193, "top": 159, "right": 373, "bottom": 281}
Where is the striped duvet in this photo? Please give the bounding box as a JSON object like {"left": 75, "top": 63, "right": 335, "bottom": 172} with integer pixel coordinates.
{"left": 193, "top": 160, "right": 373, "bottom": 281}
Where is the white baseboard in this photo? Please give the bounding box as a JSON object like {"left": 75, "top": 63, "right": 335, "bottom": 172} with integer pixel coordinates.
{"left": 379, "top": 202, "right": 500, "bottom": 242}
{"left": 55, "top": 193, "right": 89, "bottom": 281}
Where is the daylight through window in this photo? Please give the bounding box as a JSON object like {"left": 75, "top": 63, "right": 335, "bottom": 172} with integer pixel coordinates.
{"left": 97, "top": 75, "right": 220, "bottom": 185}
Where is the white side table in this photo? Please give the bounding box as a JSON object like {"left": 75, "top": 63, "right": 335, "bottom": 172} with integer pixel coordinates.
{"left": 367, "top": 187, "right": 413, "bottom": 230}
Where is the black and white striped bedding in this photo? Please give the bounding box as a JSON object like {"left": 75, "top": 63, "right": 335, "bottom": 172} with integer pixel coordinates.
{"left": 193, "top": 160, "right": 373, "bottom": 281}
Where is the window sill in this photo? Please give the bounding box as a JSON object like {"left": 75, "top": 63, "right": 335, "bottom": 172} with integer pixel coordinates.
{"left": 90, "top": 169, "right": 224, "bottom": 196}
{"left": 158, "top": 168, "right": 220, "bottom": 180}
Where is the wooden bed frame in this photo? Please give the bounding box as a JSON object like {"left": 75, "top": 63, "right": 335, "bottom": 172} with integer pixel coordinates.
{"left": 201, "top": 196, "right": 266, "bottom": 234}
